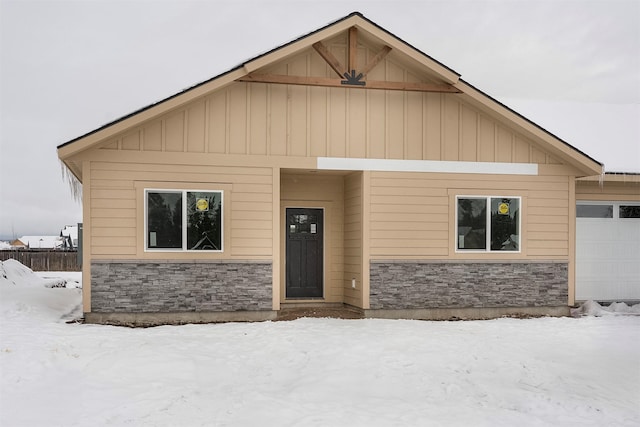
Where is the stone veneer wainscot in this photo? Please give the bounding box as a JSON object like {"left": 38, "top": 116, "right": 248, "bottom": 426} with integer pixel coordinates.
{"left": 369, "top": 261, "right": 568, "bottom": 309}
{"left": 91, "top": 260, "right": 272, "bottom": 313}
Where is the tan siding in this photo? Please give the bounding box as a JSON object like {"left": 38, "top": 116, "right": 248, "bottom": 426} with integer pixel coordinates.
{"left": 289, "top": 57, "right": 308, "bottom": 157}
{"left": 576, "top": 181, "right": 640, "bottom": 201}
{"left": 229, "top": 84, "right": 247, "bottom": 154}
{"left": 165, "top": 111, "right": 184, "bottom": 152}
{"left": 344, "top": 172, "right": 363, "bottom": 307}
{"left": 329, "top": 88, "right": 347, "bottom": 157}
{"left": 424, "top": 93, "right": 441, "bottom": 160}
{"left": 309, "top": 86, "right": 328, "bottom": 157}
{"left": 478, "top": 117, "right": 495, "bottom": 162}
{"left": 460, "top": 105, "right": 477, "bottom": 161}
{"left": 269, "top": 84, "right": 288, "bottom": 156}
{"left": 387, "top": 91, "right": 404, "bottom": 159}
{"left": 348, "top": 90, "right": 367, "bottom": 158}
{"left": 249, "top": 83, "right": 268, "bottom": 155}
{"left": 513, "top": 136, "right": 530, "bottom": 163}
{"left": 208, "top": 92, "right": 226, "bottom": 153}
{"left": 442, "top": 96, "right": 459, "bottom": 160}
{"left": 496, "top": 126, "right": 512, "bottom": 162}
{"left": 92, "top": 218, "right": 136, "bottom": 228}
{"left": 143, "top": 121, "right": 162, "bottom": 151}
{"left": 406, "top": 92, "right": 422, "bottom": 160}
{"left": 368, "top": 90, "right": 386, "bottom": 158}
{"left": 88, "top": 160, "right": 273, "bottom": 258}
{"left": 122, "top": 131, "right": 140, "bottom": 151}
{"left": 186, "top": 100, "right": 206, "bottom": 153}
{"left": 369, "top": 171, "right": 570, "bottom": 259}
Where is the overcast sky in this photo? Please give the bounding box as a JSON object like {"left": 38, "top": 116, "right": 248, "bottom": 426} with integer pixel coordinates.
{"left": 1, "top": 0, "right": 638, "bottom": 239}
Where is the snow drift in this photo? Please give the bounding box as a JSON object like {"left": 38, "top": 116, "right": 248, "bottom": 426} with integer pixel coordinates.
{"left": 1, "top": 260, "right": 639, "bottom": 426}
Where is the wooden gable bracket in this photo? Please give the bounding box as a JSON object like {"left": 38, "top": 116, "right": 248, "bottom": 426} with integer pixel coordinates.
{"left": 238, "top": 26, "right": 461, "bottom": 94}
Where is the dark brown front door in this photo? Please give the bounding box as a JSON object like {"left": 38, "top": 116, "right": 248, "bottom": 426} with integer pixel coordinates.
{"left": 286, "top": 208, "right": 323, "bottom": 298}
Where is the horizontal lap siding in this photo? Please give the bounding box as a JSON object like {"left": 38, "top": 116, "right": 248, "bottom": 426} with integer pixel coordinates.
{"left": 576, "top": 181, "right": 640, "bottom": 202}
{"left": 89, "top": 161, "right": 273, "bottom": 257}
{"left": 90, "top": 177, "right": 136, "bottom": 255}
{"left": 370, "top": 172, "right": 570, "bottom": 258}
{"left": 370, "top": 173, "right": 448, "bottom": 257}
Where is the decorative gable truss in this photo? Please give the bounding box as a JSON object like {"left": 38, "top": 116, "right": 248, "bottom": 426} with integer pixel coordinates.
{"left": 240, "top": 27, "right": 460, "bottom": 94}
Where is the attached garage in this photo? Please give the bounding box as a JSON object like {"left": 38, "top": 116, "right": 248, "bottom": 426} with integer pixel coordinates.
{"left": 576, "top": 175, "right": 640, "bottom": 303}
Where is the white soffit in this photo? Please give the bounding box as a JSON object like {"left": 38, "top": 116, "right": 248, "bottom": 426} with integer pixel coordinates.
{"left": 317, "top": 157, "right": 539, "bottom": 175}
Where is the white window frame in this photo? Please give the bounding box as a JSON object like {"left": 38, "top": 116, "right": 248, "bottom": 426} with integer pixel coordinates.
{"left": 455, "top": 195, "right": 522, "bottom": 253}
{"left": 144, "top": 188, "right": 224, "bottom": 253}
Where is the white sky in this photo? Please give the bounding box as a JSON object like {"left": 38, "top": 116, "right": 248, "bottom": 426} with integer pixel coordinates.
{"left": 1, "top": 0, "right": 638, "bottom": 239}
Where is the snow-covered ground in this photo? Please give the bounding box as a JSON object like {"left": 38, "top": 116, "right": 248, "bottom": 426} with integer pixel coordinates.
{"left": 1, "top": 259, "right": 639, "bottom": 427}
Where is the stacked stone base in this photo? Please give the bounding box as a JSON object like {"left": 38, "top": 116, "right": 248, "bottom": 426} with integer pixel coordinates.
{"left": 86, "top": 259, "right": 570, "bottom": 325}
{"left": 369, "top": 260, "right": 568, "bottom": 319}
{"left": 89, "top": 260, "right": 273, "bottom": 325}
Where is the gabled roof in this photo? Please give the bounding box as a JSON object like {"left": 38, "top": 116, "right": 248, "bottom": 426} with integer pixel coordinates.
{"left": 15, "top": 236, "right": 63, "bottom": 249}
{"left": 58, "top": 11, "right": 603, "bottom": 178}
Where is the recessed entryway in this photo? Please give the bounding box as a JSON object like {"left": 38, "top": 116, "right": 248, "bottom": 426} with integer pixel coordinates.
{"left": 285, "top": 207, "right": 324, "bottom": 298}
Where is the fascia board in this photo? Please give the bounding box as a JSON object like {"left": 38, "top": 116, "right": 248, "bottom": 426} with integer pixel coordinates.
{"left": 353, "top": 20, "right": 460, "bottom": 84}
{"left": 57, "top": 68, "right": 246, "bottom": 160}
{"left": 243, "top": 15, "right": 361, "bottom": 73}
{"left": 578, "top": 173, "right": 640, "bottom": 183}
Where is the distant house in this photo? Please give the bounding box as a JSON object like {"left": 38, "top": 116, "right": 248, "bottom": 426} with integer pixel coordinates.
{"left": 57, "top": 12, "right": 639, "bottom": 325}
{"left": 60, "top": 225, "right": 79, "bottom": 250}
{"left": 11, "top": 236, "right": 63, "bottom": 250}
{"left": 6, "top": 226, "right": 79, "bottom": 251}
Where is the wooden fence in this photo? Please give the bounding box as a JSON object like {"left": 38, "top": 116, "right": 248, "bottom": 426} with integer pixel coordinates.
{"left": 0, "top": 250, "right": 80, "bottom": 272}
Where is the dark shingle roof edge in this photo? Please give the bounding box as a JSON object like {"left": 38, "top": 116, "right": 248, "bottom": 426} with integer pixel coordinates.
{"left": 458, "top": 77, "right": 603, "bottom": 168}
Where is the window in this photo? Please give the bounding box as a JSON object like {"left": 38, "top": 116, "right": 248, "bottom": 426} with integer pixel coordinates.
{"left": 620, "top": 205, "right": 640, "bottom": 219}
{"left": 457, "top": 196, "right": 520, "bottom": 252}
{"left": 146, "top": 190, "right": 223, "bottom": 251}
{"left": 576, "top": 204, "right": 613, "bottom": 218}
{"left": 576, "top": 203, "right": 640, "bottom": 219}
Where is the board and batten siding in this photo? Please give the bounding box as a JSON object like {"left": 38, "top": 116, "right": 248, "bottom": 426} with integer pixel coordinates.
{"left": 88, "top": 158, "right": 274, "bottom": 259}
{"left": 98, "top": 36, "right": 563, "bottom": 168}
{"left": 101, "top": 82, "right": 561, "bottom": 166}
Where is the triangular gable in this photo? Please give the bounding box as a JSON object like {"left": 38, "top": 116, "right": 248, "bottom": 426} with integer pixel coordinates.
{"left": 58, "top": 12, "right": 602, "bottom": 179}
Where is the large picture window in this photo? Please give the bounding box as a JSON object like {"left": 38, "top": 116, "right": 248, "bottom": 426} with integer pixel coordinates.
{"left": 146, "top": 189, "right": 223, "bottom": 252}
{"left": 457, "top": 196, "right": 520, "bottom": 252}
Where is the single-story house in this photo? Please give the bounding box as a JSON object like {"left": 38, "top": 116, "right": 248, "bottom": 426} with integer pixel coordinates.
{"left": 57, "top": 12, "right": 639, "bottom": 325}
{"left": 10, "top": 236, "right": 64, "bottom": 250}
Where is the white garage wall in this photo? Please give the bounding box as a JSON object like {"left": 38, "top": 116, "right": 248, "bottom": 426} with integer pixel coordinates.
{"left": 576, "top": 202, "right": 640, "bottom": 302}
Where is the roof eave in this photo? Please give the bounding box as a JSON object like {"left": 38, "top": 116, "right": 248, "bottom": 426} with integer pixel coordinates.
{"left": 454, "top": 79, "right": 603, "bottom": 177}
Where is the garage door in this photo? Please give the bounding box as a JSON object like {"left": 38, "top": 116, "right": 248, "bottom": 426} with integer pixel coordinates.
{"left": 576, "top": 202, "right": 640, "bottom": 302}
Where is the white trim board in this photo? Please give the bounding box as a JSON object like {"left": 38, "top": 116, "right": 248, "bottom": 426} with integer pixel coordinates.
{"left": 316, "top": 157, "right": 538, "bottom": 175}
